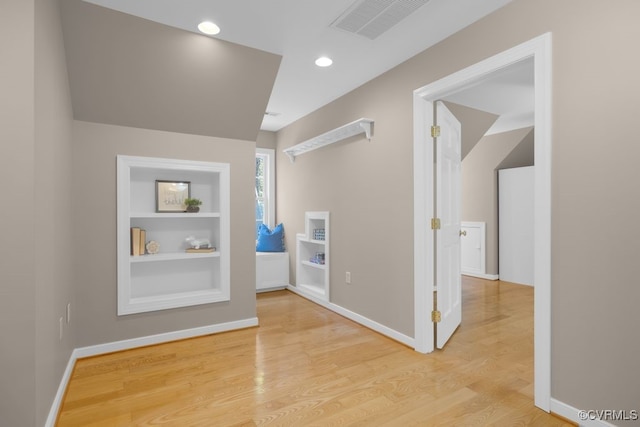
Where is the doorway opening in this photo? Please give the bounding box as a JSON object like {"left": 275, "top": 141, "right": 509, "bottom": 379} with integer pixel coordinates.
{"left": 412, "top": 33, "right": 551, "bottom": 411}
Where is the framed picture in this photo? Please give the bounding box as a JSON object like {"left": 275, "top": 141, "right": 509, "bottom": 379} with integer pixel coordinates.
{"left": 156, "top": 180, "right": 190, "bottom": 212}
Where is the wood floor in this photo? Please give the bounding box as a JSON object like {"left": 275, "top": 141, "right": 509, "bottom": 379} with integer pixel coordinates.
{"left": 57, "top": 277, "right": 573, "bottom": 426}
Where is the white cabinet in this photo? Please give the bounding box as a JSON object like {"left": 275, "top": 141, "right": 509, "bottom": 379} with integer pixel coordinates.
{"left": 116, "top": 155, "right": 230, "bottom": 315}
{"left": 256, "top": 252, "right": 289, "bottom": 292}
{"left": 295, "top": 212, "right": 329, "bottom": 301}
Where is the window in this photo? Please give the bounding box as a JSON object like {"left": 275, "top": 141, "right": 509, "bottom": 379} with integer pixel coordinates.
{"left": 255, "top": 148, "right": 275, "bottom": 236}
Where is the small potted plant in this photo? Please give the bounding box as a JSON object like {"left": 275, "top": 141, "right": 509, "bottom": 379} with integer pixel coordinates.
{"left": 184, "top": 197, "right": 202, "bottom": 213}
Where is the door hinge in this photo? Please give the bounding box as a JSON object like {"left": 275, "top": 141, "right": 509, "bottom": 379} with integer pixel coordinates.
{"left": 432, "top": 310, "right": 441, "bottom": 323}
{"left": 431, "top": 125, "right": 440, "bottom": 138}
{"left": 431, "top": 218, "right": 441, "bottom": 230}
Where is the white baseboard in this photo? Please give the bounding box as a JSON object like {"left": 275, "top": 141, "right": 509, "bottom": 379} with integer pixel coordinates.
{"left": 44, "top": 349, "right": 77, "bottom": 427}
{"left": 45, "top": 317, "right": 258, "bottom": 427}
{"left": 287, "top": 285, "right": 414, "bottom": 348}
{"left": 462, "top": 271, "right": 499, "bottom": 281}
{"left": 73, "top": 318, "right": 258, "bottom": 358}
{"left": 550, "top": 398, "right": 623, "bottom": 427}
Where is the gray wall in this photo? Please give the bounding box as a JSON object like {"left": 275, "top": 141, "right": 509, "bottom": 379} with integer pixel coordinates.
{"left": 34, "top": 0, "right": 76, "bottom": 424}
{"left": 257, "top": 130, "right": 278, "bottom": 150}
{"left": 0, "top": 2, "right": 37, "bottom": 425}
{"left": 277, "top": 87, "right": 416, "bottom": 335}
{"left": 72, "top": 121, "right": 257, "bottom": 347}
{"left": 1, "top": 0, "right": 76, "bottom": 425}
{"left": 461, "top": 127, "right": 533, "bottom": 275}
{"left": 444, "top": 102, "right": 498, "bottom": 161}
{"left": 277, "top": 0, "right": 640, "bottom": 418}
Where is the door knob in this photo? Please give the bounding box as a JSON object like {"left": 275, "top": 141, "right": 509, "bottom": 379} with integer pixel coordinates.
{"left": 459, "top": 230, "right": 467, "bottom": 237}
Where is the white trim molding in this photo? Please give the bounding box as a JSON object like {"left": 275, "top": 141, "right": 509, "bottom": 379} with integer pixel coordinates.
{"left": 45, "top": 318, "right": 258, "bottom": 427}
{"left": 413, "top": 32, "right": 552, "bottom": 411}
{"left": 44, "top": 352, "right": 77, "bottom": 427}
{"left": 550, "top": 398, "right": 625, "bottom": 427}
{"left": 74, "top": 318, "right": 258, "bottom": 358}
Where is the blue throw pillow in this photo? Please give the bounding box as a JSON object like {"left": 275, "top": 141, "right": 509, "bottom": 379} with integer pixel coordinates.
{"left": 256, "top": 223, "right": 285, "bottom": 252}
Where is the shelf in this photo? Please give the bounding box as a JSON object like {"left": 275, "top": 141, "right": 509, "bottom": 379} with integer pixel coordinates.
{"left": 127, "top": 288, "right": 228, "bottom": 314}
{"left": 283, "top": 118, "right": 373, "bottom": 163}
{"left": 298, "top": 236, "right": 326, "bottom": 245}
{"left": 130, "top": 212, "right": 221, "bottom": 219}
{"left": 301, "top": 260, "right": 326, "bottom": 270}
{"left": 130, "top": 252, "right": 220, "bottom": 263}
{"left": 130, "top": 288, "right": 223, "bottom": 304}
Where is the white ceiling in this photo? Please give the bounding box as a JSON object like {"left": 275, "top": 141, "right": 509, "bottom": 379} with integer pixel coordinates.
{"left": 83, "top": 0, "right": 521, "bottom": 132}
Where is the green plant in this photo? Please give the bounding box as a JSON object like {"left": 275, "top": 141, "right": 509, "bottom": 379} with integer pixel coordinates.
{"left": 184, "top": 197, "right": 202, "bottom": 207}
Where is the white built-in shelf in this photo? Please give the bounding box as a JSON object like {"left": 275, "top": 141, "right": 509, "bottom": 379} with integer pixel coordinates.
{"left": 298, "top": 237, "right": 326, "bottom": 245}
{"left": 130, "top": 212, "right": 221, "bottom": 219}
{"left": 295, "top": 211, "right": 329, "bottom": 302}
{"left": 301, "top": 260, "right": 327, "bottom": 270}
{"left": 130, "top": 252, "right": 220, "bottom": 263}
{"left": 283, "top": 118, "right": 373, "bottom": 163}
{"left": 117, "top": 155, "right": 230, "bottom": 315}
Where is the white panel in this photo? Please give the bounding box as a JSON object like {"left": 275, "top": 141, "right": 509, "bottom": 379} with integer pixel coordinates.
{"left": 256, "top": 252, "right": 289, "bottom": 291}
{"left": 499, "top": 166, "right": 534, "bottom": 286}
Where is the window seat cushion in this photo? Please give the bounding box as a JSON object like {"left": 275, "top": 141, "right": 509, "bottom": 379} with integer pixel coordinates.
{"left": 256, "top": 223, "right": 285, "bottom": 252}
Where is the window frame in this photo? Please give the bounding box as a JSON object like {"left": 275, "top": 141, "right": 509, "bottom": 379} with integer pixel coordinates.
{"left": 256, "top": 148, "right": 275, "bottom": 230}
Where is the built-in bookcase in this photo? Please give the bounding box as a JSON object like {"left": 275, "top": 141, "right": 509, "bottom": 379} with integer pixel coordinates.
{"left": 295, "top": 211, "right": 329, "bottom": 301}
{"left": 116, "top": 155, "right": 230, "bottom": 315}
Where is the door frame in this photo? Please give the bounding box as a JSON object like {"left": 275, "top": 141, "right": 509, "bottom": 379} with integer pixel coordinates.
{"left": 412, "top": 33, "right": 552, "bottom": 411}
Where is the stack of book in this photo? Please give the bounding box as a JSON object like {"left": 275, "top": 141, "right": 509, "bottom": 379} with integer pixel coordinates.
{"left": 130, "top": 227, "right": 146, "bottom": 256}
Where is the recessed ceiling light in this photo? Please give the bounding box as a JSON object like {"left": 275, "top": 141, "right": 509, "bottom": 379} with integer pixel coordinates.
{"left": 198, "top": 21, "right": 220, "bottom": 35}
{"left": 315, "top": 56, "right": 333, "bottom": 67}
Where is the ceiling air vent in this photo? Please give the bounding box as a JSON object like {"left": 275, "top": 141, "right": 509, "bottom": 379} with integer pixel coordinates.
{"left": 330, "top": 0, "right": 431, "bottom": 40}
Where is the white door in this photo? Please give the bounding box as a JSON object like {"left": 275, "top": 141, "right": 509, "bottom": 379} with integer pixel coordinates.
{"left": 435, "top": 101, "right": 462, "bottom": 348}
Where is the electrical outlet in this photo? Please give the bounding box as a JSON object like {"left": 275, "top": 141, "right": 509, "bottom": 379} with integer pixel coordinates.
{"left": 345, "top": 271, "right": 351, "bottom": 284}
{"left": 59, "top": 317, "right": 63, "bottom": 341}
{"left": 66, "top": 303, "right": 71, "bottom": 324}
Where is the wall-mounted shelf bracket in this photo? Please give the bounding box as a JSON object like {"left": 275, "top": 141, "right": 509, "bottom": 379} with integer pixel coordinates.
{"left": 283, "top": 118, "right": 374, "bottom": 163}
